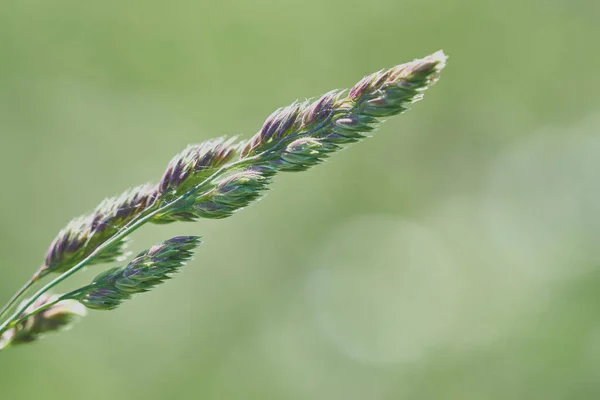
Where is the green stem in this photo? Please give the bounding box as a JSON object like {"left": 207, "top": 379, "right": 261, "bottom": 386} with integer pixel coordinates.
{"left": 7, "top": 288, "right": 89, "bottom": 330}
{"left": 0, "top": 273, "right": 40, "bottom": 320}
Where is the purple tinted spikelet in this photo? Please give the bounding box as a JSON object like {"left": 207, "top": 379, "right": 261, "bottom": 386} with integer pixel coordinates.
{"left": 41, "top": 184, "right": 158, "bottom": 275}
{"left": 191, "top": 169, "right": 271, "bottom": 219}
{"left": 158, "top": 137, "right": 240, "bottom": 196}
{"left": 75, "top": 236, "right": 201, "bottom": 310}
{"left": 241, "top": 101, "right": 307, "bottom": 156}
{"left": 0, "top": 294, "right": 86, "bottom": 350}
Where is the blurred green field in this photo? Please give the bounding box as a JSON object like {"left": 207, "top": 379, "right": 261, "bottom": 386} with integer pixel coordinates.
{"left": 1, "top": 0, "right": 600, "bottom": 399}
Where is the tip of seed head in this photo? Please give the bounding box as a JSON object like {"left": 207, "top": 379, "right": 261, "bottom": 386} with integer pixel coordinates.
{"left": 429, "top": 50, "right": 448, "bottom": 70}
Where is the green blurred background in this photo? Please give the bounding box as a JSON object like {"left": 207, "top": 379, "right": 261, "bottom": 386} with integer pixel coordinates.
{"left": 1, "top": 0, "right": 600, "bottom": 399}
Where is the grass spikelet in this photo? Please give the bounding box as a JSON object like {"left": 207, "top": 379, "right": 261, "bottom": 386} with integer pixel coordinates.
{"left": 40, "top": 184, "right": 158, "bottom": 275}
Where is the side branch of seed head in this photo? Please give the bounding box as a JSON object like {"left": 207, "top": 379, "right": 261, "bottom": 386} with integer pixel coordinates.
{"left": 71, "top": 236, "right": 201, "bottom": 310}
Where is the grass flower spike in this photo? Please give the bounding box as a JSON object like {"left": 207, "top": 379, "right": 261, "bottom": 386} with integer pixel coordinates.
{"left": 72, "top": 236, "right": 201, "bottom": 310}
{"left": 0, "top": 51, "right": 447, "bottom": 349}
